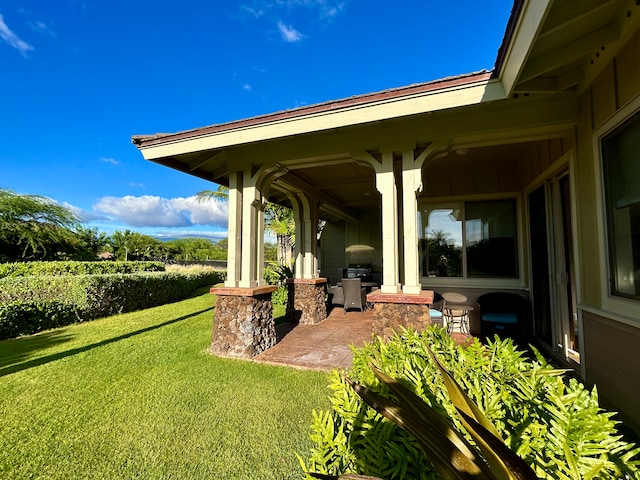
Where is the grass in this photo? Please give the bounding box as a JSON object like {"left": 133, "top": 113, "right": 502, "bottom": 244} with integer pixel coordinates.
{"left": 0, "top": 287, "right": 330, "bottom": 479}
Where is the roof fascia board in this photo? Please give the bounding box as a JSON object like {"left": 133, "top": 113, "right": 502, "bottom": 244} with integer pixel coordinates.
{"left": 137, "top": 79, "right": 506, "bottom": 161}
{"left": 499, "top": 0, "right": 554, "bottom": 97}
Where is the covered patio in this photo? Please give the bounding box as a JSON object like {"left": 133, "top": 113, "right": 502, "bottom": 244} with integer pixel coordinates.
{"left": 132, "top": 0, "right": 640, "bottom": 432}
{"left": 254, "top": 307, "right": 473, "bottom": 371}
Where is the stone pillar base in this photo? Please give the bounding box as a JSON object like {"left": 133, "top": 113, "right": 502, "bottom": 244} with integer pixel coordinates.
{"left": 285, "top": 278, "right": 328, "bottom": 324}
{"left": 209, "top": 286, "right": 278, "bottom": 358}
{"left": 367, "top": 290, "right": 435, "bottom": 341}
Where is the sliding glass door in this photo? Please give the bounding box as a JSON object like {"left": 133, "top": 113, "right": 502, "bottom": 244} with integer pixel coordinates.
{"left": 528, "top": 171, "right": 578, "bottom": 363}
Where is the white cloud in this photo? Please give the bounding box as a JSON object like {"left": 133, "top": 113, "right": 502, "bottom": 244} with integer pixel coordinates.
{"left": 243, "top": 83, "right": 252, "bottom": 91}
{"left": 94, "top": 195, "right": 228, "bottom": 228}
{"left": 99, "top": 156, "right": 119, "bottom": 165}
{"left": 60, "top": 202, "right": 106, "bottom": 223}
{"left": 29, "top": 20, "right": 55, "bottom": 37}
{"left": 276, "top": 0, "right": 345, "bottom": 19}
{"left": 0, "top": 14, "right": 34, "bottom": 57}
{"left": 277, "top": 21, "right": 304, "bottom": 42}
{"left": 152, "top": 229, "right": 228, "bottom": 240}
{"left": 241, "top": 5, "right": 264, "bottom": 18}
{"left": 129, "top": 182, "right": 146, "bottom": 188}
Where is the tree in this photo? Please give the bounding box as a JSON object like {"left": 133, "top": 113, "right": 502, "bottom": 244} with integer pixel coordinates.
{"left": 109, "top": 230, "right": 161, "bottom": 261}
{"left": 0, "top": 188, "right": 79, "bottom": 261}
{"left": 71, "top": 226, "right": 110, "bottom": 260}
{"left": 196, "top": 185, "right": 229, "bottom": 203}
{"left": 264, "top": 203, "right": 295, "bottom": 265}
{"left": 196, "top": 185, "right": 296, "bottom": 266}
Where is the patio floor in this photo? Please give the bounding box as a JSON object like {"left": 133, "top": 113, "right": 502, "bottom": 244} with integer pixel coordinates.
{"left": 254, "top": 308, "right": 374, "bottom": 371}
{"left": 253, "top": 307, "right": 473, "bottom": 371}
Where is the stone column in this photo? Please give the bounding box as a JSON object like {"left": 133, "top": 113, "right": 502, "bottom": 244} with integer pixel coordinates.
{"left": 285, "top": 278, "right": 328, "bottom": 324}
{"left": 210, "top": 285, "right": 278, "bottom": 358}
{"left": 367, "top": 290, "right": 435, "bottom": 341}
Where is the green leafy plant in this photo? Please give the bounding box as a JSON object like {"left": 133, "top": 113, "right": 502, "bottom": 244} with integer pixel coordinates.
{"left": 301, "top": 327, "right": 640, "bottom": 479}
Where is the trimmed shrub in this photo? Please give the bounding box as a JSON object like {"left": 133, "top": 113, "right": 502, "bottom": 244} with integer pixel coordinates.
{"left": 303, "top": 327, "right": 640, "bottom": 479}
{"left": 0, "top": 300, "right": 79, "bottom": 339}
{"left": 0, "top": 270, "right": 224, "bottom": 339}
{"left": 0, "top": 261, "right": 165, "bottom": 278}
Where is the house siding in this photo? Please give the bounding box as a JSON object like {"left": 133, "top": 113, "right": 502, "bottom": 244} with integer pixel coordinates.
{"left": 319, "top": 221, "right": 346, "bottom": 285}
{"left": 576, "top": 28, "right": 640, "bottom": 432}
{"left": 319, "top": 209, "right": 382, "bottom": 285}
{"left": 583, "top": 310, "right": 640, "bottom": 431}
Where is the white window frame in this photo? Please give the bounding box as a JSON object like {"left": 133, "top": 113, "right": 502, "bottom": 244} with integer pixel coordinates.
{"left": 593, "top": 93, "right": 640, "bottom": 322}
{"left": 418, "top": 193, "right": 525, "bottom": 288}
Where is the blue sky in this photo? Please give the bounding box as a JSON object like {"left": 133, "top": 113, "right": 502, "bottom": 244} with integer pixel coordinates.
{"left": 1, "top": 1, "right": 513, "bottom": 241}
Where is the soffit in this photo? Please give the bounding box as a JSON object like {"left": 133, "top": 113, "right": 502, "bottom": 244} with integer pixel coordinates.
{"left": 513, "top": 0, "right": 640, "bottom": 94}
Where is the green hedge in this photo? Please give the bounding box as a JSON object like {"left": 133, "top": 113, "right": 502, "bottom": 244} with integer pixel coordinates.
{"left": 0, "top": 300, "right": 79, "bottom": 339}
{"left": 0, "top": 270, "right": 224, "bottom": 339}
{"left": 0, "top": 261, "right": 165, "bottom": 278}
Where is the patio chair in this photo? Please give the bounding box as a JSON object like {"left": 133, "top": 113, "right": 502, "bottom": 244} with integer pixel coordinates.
{"left": 340, "top": 278, "right": 367, "bottom": 312}
{"left": 328, "top": 284, "right": 344, "bottom": 309}
{"left": 477, "top": 292, "right": 529, "bottom": 344}
{"left": 429, "top": 292, "right": 446, "bottom": 328}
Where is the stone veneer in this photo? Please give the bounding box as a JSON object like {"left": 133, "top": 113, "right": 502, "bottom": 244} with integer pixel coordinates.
{"left": 367, "top": 290, "right": 435, "bottom": 341}
{"left": 209, "top": 285, "right": 277, "bottom": 358}
{"left": 285, "top": 278, "right": 328, "bottom": 324}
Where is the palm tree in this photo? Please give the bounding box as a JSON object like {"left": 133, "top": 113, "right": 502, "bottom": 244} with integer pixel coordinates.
{"left": 196, "top": 185, "right": 295, "bottom": 266}
{"left": 195, "top": 185, "right": 229, "bottom": 202}
{"left": 264, "top": 203, "right": 295, "bottom": 265}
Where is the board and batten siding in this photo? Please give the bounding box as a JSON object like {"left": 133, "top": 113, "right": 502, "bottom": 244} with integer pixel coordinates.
{"left": 576, "top": 27, "right": 640, "bottom": 432}
{"left": 582, "top": 310, "right": 640, "bottom": 431}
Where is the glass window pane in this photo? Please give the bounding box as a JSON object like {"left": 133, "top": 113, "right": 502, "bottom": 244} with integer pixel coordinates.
{"left": 602, "top": 111, "right": 640, "bottom": 299}
{"left": 418, "top": 207, "right": 463, "bottom": 277}
{"left": 465, "top": 200, "right": 518, "bottom": 278}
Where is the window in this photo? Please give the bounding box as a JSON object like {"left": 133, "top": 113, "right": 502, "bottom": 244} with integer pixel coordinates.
{"left": 418, "top": 199, "right": 518, "bottom": 279}
{"left": 602, "top": 110, "right": 640, "bottom": 300}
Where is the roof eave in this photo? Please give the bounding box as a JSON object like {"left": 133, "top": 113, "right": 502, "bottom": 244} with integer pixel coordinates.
{"left": 134, "top": 72, "right": 505, "bottom": 160}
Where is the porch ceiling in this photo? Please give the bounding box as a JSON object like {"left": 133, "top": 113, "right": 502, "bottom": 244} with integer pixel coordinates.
{"left": 512, "top": 0, "right": 640, "bottom": 94}
{"left": 138, "top": 91, "right": 577, "bottom": 223}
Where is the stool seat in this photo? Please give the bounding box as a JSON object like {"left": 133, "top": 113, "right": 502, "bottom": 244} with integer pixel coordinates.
{"left": 482, "top": 312, "right": 518, "bottom": 324}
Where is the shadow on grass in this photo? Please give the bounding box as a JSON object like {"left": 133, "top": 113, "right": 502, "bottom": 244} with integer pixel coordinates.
{"left": 0, "top": 330, "right": 75, "bottom": 371}
{"left": 0, "top": 306, "right": 213, "bottom": 378}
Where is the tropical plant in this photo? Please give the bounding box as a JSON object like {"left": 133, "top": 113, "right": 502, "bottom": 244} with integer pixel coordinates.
{"left": 71, "top": 226, "right": 110, "bottom": 260}
{"left": 265, "top": 203, "right": 295, "bottom": 265}
{"left": 0, "top": 188, "right": 79, "bottom": 261}
{"left": 302, "top": 328, "right": 640, "bottom": 479}
{"left": 196, "top": 185, "right": 296, "bottom": 266}
{"left": 196, "top": 185, "right": 229, "bottom": 202}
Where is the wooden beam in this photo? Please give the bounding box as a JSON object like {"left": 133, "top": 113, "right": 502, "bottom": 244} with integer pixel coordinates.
{"left": 515, "top": 76, "right": 559, "bottom": 92}
{"left": 540, "top": 0, "right": 614, "bottom": 36}
{"left": 520, "top": 24, "right": 619, "bottom": 83}
{"left": 275, "top": 173, "right": 360, "bottom": 223}
{"left": 187, "top": 150, "right": 225, "bottom": 171}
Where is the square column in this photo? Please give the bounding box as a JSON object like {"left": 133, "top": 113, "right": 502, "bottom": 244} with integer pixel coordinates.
{"left": 210, "top": 285, "right": 278, "bottom": 358}
{"left": 285, "top": 278, "right": 328, "bottom": 324}
{"left": 225, "top": 172, "right": 243, "bottom": 287}
{"left": 290, "top": 194, "right": 320, "bottom": 279}
{"left": 239, "top": 171, "right": 266, "bottom": 288}
{"left": 401, "top": 150, "right": 423, "bottom": 294}
{"left": 376, "top": 152, "right": 401, "bottom": 294}
{"left": 367, "top": 290, "right": 435, "bottom": 341}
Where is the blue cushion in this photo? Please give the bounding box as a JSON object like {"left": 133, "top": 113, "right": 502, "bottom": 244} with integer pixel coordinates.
{"left": 482, "top": 313, "right": 518, "bottom": 324}
{"left": 429, "top": 309, "right": 443, "bottom": 318}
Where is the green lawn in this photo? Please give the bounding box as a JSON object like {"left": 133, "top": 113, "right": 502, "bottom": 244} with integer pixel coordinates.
{"left": 0, "top": 288, "right": 330, "bottom": 479}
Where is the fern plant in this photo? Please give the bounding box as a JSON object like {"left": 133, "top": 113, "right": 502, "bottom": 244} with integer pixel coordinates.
{"left": 301, "top": 327, "right": 640, "bottom": 479}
